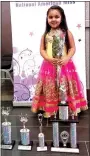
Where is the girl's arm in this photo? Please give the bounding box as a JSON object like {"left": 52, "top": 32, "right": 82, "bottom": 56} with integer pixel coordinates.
{"left": 59, "top": 30, "right": 76, "bottom": 65}
{"left": 67, "top": 30, "right": 76, "bottom": 60}
{"left": 40, "top": 35, "right": 50, "bottom": 61}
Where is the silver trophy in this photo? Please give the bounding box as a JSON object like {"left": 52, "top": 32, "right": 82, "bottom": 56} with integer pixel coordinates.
{"left": 18, "top": 113, "right": 32, "bottom": 150}
{"left": 37, "top": 113, "right": 47, "bottom": 151}
{"left": 52, "top": 111, "right": 59, "bottom": 147}
{"left": 1, "top": 107, "right": 15, "bottom": 149}
{"left": 59, "top": 84, "right": 68, "bottom": 120}
{"left": 60, "top": 131, "right": 69, "bottom": 147}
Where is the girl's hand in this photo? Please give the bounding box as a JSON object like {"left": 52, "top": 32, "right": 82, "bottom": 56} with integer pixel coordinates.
{"left": 57, "top": 56, "right": 70, "bottom": 65}
{"left": 47, "top": 57, "right": 57, "bottom": 65}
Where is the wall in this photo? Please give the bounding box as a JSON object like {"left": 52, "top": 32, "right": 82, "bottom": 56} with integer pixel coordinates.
{"left": 1, "top": 2, "right": 12, "bottom": 56}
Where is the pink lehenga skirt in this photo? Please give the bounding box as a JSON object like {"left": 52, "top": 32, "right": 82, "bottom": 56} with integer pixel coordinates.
{"left": 31, "top": 59, "right": 88, "bottom": 117}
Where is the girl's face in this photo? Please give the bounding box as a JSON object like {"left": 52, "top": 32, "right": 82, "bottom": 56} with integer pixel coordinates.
{"left": 47, "top": 9, "right": 62, "bottom": 29}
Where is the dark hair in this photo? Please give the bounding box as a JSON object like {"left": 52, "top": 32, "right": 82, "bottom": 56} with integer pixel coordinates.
{"left": 44, "top": 5, "right": 70, "bottom": 50}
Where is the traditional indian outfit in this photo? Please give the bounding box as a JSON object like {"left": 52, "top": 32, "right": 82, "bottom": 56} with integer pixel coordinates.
{"left": 31, "top": 29, "right": 88, "bottom": 118}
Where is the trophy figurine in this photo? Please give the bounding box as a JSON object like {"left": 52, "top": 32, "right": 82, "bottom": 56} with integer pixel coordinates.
{"left": 37, "top": 113, "right": 47, "bottom": 151}
{"left": 18, "top": 113, "right": 33, "bottom": 150}
{"left": 59, "top": 84, "right": 69, "bottom": 120}
{"left": 60, "top": 131, "right": 69, "bottom": 147}
{"left": 1, "top": 107, "right": 15, "bottom": 149}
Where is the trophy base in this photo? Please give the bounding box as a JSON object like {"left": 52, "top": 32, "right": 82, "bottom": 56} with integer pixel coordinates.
{"left": 1, "top": 140, "right": 15, "bottom": 150}
{"left": 37, "top": 142, "right": 47, "bottom": 151}
{"left": 18, "top": 141, "right": 33, "bottom": 150}
{"left": 51, "top": 142, "right": 79, "bottom": 153}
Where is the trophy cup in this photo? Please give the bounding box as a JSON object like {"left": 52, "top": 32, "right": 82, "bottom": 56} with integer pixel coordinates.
{"left": 1, "top": 107, "right": 15, "bottom": 149}
{"left": 59, "top": 84, "right": 69, "bottom": 120}
{"left": 18, "top": 113, "right": 33, "bottom": 150}
{"left": 37, "top": 113, "right": 47, "bottom": 151}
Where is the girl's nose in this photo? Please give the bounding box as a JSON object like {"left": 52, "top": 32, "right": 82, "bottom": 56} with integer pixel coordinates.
{"left": 52, "top": 18, "right": 56, "bottom": 21}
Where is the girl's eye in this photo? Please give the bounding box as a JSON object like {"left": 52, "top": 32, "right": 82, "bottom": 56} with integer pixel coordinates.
{"left": 48, "top": 16, "right": 60, "bottom": 19}
{"left": 49, "top": 16, "right": 53, "bottom": 19}
{"left": 55, "top": 16, "right": 60, "bottom": 18}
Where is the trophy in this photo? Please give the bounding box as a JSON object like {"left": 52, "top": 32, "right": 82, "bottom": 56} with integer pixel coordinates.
{"left": 1, "top": 107, "right": 15, "bottom": 149}
{"left": 18, "top": 113, "right": 33, "bottom": 150}
{"left": 50, "top": 89, "right": 79, "bottom": 153}
{"left": 59, "top": 84, "right": 68, "bottom": 120}
{"left": 37, "top": 113, "right": 47, "bottom": 151}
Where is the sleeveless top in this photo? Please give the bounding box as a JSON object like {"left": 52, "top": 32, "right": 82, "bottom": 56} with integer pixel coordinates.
{"left": 45, "top": 29, "right": 67, "bottom": 58}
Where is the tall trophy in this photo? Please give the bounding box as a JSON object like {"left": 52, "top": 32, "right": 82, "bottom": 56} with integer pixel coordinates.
{"left": 37, "top": 113, "right": 47, "bottom": 151}
{"left": 18, "top": 113, "right": 33, "bottom": 150}
{"left": 1, "top": 107, "right": 15, "bottom": 149}
{"left": 50, "top": 88, "right": 79, "bottom": 153}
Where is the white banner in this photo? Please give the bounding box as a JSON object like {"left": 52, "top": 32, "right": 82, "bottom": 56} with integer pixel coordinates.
{"left": 10, "top": 1, "right": 86, "bottom": 105}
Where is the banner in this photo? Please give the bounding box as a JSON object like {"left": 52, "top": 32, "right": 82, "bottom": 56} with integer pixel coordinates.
{"left": 10, "top": 1, "right": 86, "bottom": 106}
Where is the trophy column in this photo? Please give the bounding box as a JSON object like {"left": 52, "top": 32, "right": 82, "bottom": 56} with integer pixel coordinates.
{"left": 37, "top": 113, "right": 47, "bottom": 151}
{"left": 52, "top": 112, "right": 59, "bottom": 148}
{"left": 1, "top": 107, "right": 15, "bottom": 150}
{"left": 18, "top": 114, "right": 33, "bottom": 150}
{"left": 70, "top": 114, "right": 77, "bottom": 148}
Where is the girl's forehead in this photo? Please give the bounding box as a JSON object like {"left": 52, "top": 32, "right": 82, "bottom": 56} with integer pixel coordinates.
{"left": 48, "top": 9, "right": 61, "bottom": 16}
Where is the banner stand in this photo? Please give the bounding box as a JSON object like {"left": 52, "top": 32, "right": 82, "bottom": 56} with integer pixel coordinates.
{"left": 10, "top": 2, "right": 86, "bottom": 107}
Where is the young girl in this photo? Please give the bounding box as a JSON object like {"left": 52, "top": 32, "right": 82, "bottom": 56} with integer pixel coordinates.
{"left": 31, "top": 5, "right": 88, "bottom": 118}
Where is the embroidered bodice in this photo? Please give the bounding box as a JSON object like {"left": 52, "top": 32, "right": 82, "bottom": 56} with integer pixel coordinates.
{"left": 45, "top": 29, "right": 67, "bottom": 58}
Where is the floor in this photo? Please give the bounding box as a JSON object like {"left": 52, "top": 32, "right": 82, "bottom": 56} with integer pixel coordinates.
{"left": 1, "top": 80, "right": 90, "bottom": 156}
